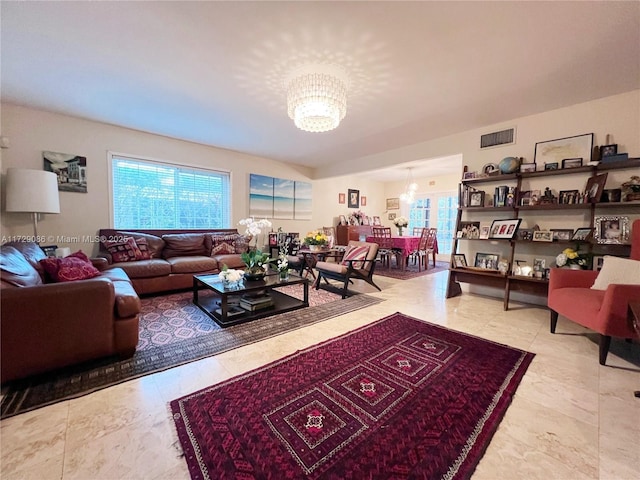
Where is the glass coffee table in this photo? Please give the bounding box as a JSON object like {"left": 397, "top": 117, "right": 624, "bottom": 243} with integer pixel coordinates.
{"left": 193, "top": 273, "right": 309, "bottom": 327}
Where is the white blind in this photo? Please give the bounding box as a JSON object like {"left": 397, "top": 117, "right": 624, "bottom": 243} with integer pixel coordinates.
{"left": 111, "top": 156, "right": 230, "bottom": 229}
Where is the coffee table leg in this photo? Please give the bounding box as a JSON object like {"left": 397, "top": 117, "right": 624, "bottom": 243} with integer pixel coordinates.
{"left": 303, "top": 279, "right": 309, "bottom": 306}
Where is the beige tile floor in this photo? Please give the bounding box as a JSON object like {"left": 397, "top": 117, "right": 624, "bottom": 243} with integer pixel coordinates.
{"left": 2, "top": 270, "right": 639, "bottom": 479}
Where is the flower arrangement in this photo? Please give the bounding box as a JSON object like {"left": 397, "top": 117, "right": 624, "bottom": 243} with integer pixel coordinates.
{"left": 555, "top": 248, "right": 588, "bottom": 268}
{"left": 238, "top": 217, "right": 273, "bottom": 275}
{"left": 218, "top": 267, "right": 243, "bottom": 284}
{"left": 303, "top": 230, "right": 328, "bottom": 246}
{"left": 393, "top": 216, "right": 409, "bottom": 228}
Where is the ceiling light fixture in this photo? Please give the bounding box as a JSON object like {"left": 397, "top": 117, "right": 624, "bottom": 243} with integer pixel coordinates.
{"left": 286, "top": 64, "right": 349, "bottom": 133}
{"left": 399, "top": 168, "right": 418, "bottom": 204}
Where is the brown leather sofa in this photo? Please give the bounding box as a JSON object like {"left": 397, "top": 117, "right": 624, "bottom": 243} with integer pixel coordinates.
{"left": 98, "top": 229, "right": 249, "bottom": 295}
{"left": 1, "top": 242, "right": 141, "bottom": 383}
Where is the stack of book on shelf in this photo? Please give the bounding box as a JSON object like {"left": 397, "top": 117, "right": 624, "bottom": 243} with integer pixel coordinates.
{"left": 214, "top": 296, "right": 245, "bottom": 318}
{"left": 239, "top": 293, "right": 274, "bottom": 312}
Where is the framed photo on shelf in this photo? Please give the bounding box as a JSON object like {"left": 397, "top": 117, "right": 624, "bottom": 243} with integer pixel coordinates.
{"left": 592, "top": 255, "right": 605, "bottom": 272}
{"left": 534, "top": 133, "right": 593, "bottom": 166}
{"left": 544, "top": 162, "right": 559, "bottom": 170}
{"left": 517, "top": 228, "right": 533, "bottom": 241}
{"left": 585, "top": 173, "right": 608, "bottom": 203}
{"left": 469, "top": 191, "right": 485, "bottom": 207}
{"left": 362, "top": 216, "right": 370, "bottom": 226}
{"left": 386, "top": 198, "right": 400, "bottom": 210}
{"left": 519, "top": 190, "right": 531, "bottom": 206}
{"left": 474, "top": 252, "right": 499, "bottom": 270}
{"left": 457, "top": 221, "right": 481, "bottom": 239}
{"left": 562, "top": 157, "right": 583, "bottom": 169}
{"left": 488, "top": 218, "right": 522, "bottom": 239}
{"left": 372, "top": 216, "right": 381, "bottom": 226}
{"left": 533, "top": 258, "right": 546, "bottom": 271}
{"left": 453, "top": 254, "right": 467, "bottom": 268}
{"left": 594, "top": 215, "right": 629, "bottom": 244}
{"left": 339, "top": 215, "right": 348, "bottom": 226}
{"left": 519, "top": 163, "right": 537, "bottom": 173}
{"left": 572, "top": 227, "right": 593, "bottom": 241}
{"left": 558, "top": 189, "right": 580, "bottom": 204}
{"left": 479, "top": 226, "right": 490, "bottom": 239}
{"left": 600, "top": 144, "right": 617, "bottom": 157}
{"left": 462, "top": 171, "right": 476, "bottom": 180}
{"left": 532, "top": 230, "right": 553, "bottom": 242}
{"left": 551, "top": 229, "right": 573, "bottom": 241}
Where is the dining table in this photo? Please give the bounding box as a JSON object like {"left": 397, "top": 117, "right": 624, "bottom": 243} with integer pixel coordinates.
{"left": 365, "top": 234, "right": 438, "bottom": 270}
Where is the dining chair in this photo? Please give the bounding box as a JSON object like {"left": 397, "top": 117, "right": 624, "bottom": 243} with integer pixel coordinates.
{"left": 372, "top": 226, "right": 402, "bottom": 268}
{"left": 412, "top": 227, "right": 425, "bottom": 237}
{"left": 408, "top": 227, "right": 438, "bottom": 270}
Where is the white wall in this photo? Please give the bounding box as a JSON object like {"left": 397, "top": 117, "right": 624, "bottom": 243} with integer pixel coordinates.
{"left": 0, "top": 104, "right": 382, "bottom": 254}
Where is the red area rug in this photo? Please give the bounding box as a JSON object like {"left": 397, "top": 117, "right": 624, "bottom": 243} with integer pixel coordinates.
{"left": 171, "top": 312, "right": 534, "bottom": 479}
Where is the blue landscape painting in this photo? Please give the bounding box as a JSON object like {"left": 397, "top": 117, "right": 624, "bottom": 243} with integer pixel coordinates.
{"left": 294, "top": 181, "right": 312, "bottom": 220}
{"left": 249, "top": 174, "right": 274, "bottom": 218}
{"left": 274, "top": 178, "right": 294, "bottom": 219}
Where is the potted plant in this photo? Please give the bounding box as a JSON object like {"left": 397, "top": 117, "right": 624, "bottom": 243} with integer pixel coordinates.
{"left": 238, "top": 217, "right": 273, "bottom": 279}
{"left": 555, "top": 247, "right": 588, "bottom": 270}
{"left": 303, "top": 230, "right": 328, "bottom": 252}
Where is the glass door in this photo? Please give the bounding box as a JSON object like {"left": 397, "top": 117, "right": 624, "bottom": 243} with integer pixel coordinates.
{"left": 407, "top": 192, "right": 458, "bottom": 261}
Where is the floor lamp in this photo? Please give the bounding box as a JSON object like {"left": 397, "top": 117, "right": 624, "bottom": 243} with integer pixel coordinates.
{"left": 5, "top": 168, "right": 61, "bottom": 242}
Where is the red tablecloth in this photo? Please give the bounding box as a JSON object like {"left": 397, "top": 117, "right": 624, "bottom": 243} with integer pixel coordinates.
{"left": 365, "top": 235, "right": 438, "bottom": 269}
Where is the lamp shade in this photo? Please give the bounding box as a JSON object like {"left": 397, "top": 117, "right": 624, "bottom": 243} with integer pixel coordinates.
{"left": 5, "top": 168, "right": 60, "bottom": 213}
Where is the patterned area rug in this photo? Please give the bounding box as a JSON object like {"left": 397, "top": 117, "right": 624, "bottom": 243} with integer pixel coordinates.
{"left": 375, "top": 260, "right": 449, "bottom": 280}
{"left": 171, "top": 312, "right": 534, "bottom": 479}
{"left": 0, "top": 290, "right": 383, "bottom": 419}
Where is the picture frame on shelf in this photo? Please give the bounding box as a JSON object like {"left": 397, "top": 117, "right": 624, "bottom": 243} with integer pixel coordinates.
{"left": 519, "top": 163, "right": 537, "bottom": 173}
{"left": 532, "top": 230, "right": 553, "bottom": 242}
{"left": 348, "top": 189, "right": 360, "bottom": 208}
{"left": 474, "top": 252, "right": 499, "bottom": 270}
{"left": 488, "top": 218, "right": 522, "bottom": 239}
{"left": 41, "top": 245, "right": 58, "bottom": 258}
{"left": 462, "top": 171, "right": 476, "bottom": 180}
{"left": 457, "top": 221, "right": 481, "bottom": 239}
{"left": 268, "top": 233, "right": 278, "bottom": 247}
{"left": 551, "top": 229, "right": 573, "bottom": 241}
{"left": 362, "top": 216, "right": 370, "bottom": 226}
{"left": 469, "top": 191, "right": 485, "bottom": 207}
{"left": 533, "top": 258, "right": 546, "bottom": 272}
{"left": 584, "top": 173, "right": 608, "bottom": 203}
{"left": 339, "top": 215, "right": 348, "bottom": 226}
{"left": 600, "top": 144, "right": 617, "bottom": 157}
{"left": 386, "top": 198, "right": 400, "bottom": 210}
{"left": 544, "top": 162, "right": 559, "bottom": 170}
{"left": 482, "top": 163, "right": 500, "bottom": 175}
{"left": 592, "top": 255, "right": 605, "bottom": 272}
{"left": 519, "top": 190, "right": 531, "bottom": 206}
{"left": 561, "top": 157, "right": 583, "bottom": 169}
{"left": 516, "top": 228, "right": 533, "bottom": 241}
{"left": 372, "top": 216, "right": 381, "bottom": 226}
{"left": 453, "top": 254, "right": 467, "bottom": 268}
{"left": 479, "top": 226, "right": 490, "bottom": 239}
{"left": 534, "top": 133, "right": 593, "bottom": 166}
{"left": 572, "top": 227, "right": 593, "bottom": 241}
{"left": 594, "top": 215, "right": 630, "bottom": 244}
{"left": 558, "top": 189, "right": 580, "bottom": 204}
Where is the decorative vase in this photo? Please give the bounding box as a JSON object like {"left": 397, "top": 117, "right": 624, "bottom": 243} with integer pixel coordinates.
{"left": 309, "top": 245, "right": 320, "bottom": 252}
{"left": 397, "top": 227, "right": 404, "bottom": 236}
{"left": 244, "top": 267, "right": 266, "bottom": 281}
{"left": 279, "top": 270, "right": 289, "bottom": 281}
{"left": 568, "top": 264, "right": 583, "bottom": 270}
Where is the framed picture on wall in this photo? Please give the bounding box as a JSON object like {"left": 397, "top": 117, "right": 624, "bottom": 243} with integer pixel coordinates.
{"left": 348, "top": 189, "right": 360, "bottom": 208}
{"left": 361, "top": 196, "right": 367, "bottom": 207}
{"left": 338, "top": 193, "right": 346, "bottom": 204}
{"left": 386, "top": 198, "right": 399, "bottom": 210}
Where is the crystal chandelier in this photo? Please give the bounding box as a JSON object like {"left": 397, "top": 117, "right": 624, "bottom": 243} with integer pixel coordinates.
{"left": 399, "top": 168, "right": 418, "bottom": 204}
{"left": 286, "top": 64, "right": 349, "bottom": 133}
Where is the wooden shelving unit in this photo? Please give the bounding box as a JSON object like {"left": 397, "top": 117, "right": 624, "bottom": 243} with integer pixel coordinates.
{"left": 447, "top": 158, "right": 640, "bottom": 310}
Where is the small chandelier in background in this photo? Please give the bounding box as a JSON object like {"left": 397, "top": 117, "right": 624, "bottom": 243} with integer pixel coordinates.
{"left": 286, "top": 64, "right": 349, "bottom": 133}
{"left": 399, "top": 168, "right": 418, "bottom": 204}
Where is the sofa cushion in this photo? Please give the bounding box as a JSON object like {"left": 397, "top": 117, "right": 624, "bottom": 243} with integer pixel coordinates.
{"left": 110, "top": 259, "right": 172, "bottom": 279}
{"left": 40, "top": 251, "right": 101, "bottom": 283}
{"left": 166, "top": 256, "right": 218, "bottom": 274}
{"left": 104, "top": 237, "right": 142, "bottom": 263}
{"left": 119, "top": 231, "right": 165, "bottom": 258}
{"left": 212, "top": 253, "right": 246, "bottom": 270}
{"left": 591, "top": 255, "right": 640, "bottom": 290}
{"left": 0, "top": 245, "right": 44, "bottom": 287}
{"left": 162, "top": 233, "right": 206, "bottom": 258}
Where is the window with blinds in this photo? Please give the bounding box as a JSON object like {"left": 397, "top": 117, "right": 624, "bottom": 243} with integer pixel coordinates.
{"left": 110, "top": 155, "right": 230, "bottom": 229}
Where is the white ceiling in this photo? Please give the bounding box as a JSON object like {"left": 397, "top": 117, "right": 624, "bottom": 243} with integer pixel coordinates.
{"left": 2, "top": 2, "right": 639, "bottom": 182}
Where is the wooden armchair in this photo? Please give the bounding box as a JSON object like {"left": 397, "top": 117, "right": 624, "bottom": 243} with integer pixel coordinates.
{"left": 547, "top": 219, "right": 640, "bottom": 365}
{"left": 314, "top": 241, "right": 381, "bottom": 298}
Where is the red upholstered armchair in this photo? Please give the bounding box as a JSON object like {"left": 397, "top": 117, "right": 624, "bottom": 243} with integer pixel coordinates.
{"left": 547, "top": 219, "right": 640, "bottom": 365}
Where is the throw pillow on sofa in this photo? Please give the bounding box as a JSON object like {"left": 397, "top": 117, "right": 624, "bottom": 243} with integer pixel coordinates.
{"left": 40, "top": 250, "right": 101, "bottom": 282}
{"left": 103, "top": 237, "right": 142, "bottom": 263}
{"left": 209, "top": 234, "right": 240, "bottom": 256}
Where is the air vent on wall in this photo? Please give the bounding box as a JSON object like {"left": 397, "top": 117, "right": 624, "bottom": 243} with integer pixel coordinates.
{"left": 480, "top": 127, "right": 516, "bottom": 149}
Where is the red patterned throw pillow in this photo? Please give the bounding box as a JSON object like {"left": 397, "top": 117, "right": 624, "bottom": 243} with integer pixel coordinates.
{"left": 341, "top": 245, "right": 370, "bottom": 269}
{"left": 134, "top": 238, "right": 152, "bottom": 260}
{"left": 210, "top": 234, "right": 240, "bottom": 256}
{"left": 104, "top": 236, "right": 141, "bottom": 263}
{"left": 40, "top": 250, "right": 100, "bottom": 283}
